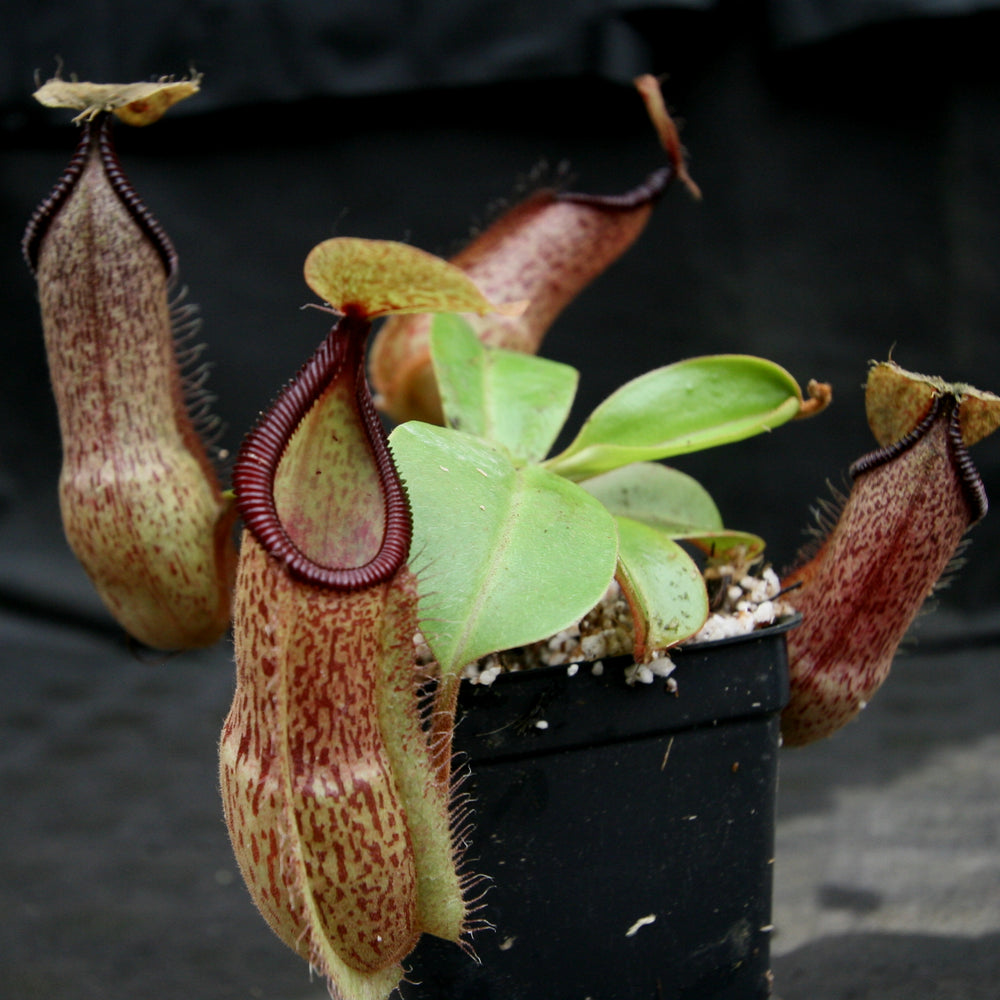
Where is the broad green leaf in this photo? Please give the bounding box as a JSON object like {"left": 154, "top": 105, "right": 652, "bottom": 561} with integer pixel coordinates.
{"left": 430, "top": 314, "right": 579, "bottom": 464}
{"left": 614, "top": 516, "right": 709, "bottom": 655}
{"left": 581, "top": 462, "right": 722, "bottom": 534}
{"left": 390, "top": 420, "right": 618, "bottom": 675}
{"left": 545, "top": 355, "right": 806, "bottom": 481}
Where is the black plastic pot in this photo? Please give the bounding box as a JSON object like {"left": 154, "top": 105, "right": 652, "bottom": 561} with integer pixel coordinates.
{"left": 404, "top": 617, "right": 797, "bottom": 1000}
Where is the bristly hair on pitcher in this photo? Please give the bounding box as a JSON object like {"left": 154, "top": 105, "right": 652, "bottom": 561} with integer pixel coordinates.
{"left": 780, "top": 360, "right": 1000, "bottom": 746}
{"left": 220, "top": 238, "right": 519, "bottom": 999}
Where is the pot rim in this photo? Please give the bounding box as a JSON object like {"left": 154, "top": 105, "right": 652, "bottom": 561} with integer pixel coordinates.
{"left": 452, "top": 614, "right": 799, "bottom": 764}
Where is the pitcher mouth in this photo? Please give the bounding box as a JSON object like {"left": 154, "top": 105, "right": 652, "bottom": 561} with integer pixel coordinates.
{"left": 232, "top": 311, "right": 412, "bottom": 591}
{"left": 850, "top": 392, "right": 988, "bottom": 524}
{"left": 22, "top": 113, "right": 177, "bottom": 280}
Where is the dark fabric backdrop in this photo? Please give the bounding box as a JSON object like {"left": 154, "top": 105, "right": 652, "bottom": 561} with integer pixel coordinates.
{"left": 3, "top": 1, "right": 999, "bottom": 629}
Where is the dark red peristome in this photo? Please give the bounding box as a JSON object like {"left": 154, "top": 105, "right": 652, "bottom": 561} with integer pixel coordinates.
{"left": 233, "top": 311, "right": 412, "bottom": 590}
{"left": 849, "top": 395, "right": 988, "bottom": 523}
{"left": 23, "top": 113, "right": 177, "bottom": 280}
{"left": 558, "top": 166, "right": 672, "bottom": 210}
{"left": 22, "top": 125, "right": 90, "bottom": 273}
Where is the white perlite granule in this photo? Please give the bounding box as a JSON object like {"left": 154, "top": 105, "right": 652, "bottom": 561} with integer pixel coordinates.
{"left": 624, "top": 657, "right": 676, "bottom": 687}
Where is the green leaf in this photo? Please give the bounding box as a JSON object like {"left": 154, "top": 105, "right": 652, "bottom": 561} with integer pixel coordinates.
{"left": 614, "top": 516, "right": 709, "bottom": 654}
{"left": 580, "top": 462, "right": 723, "bottom": 534}
{"left": 544, "top": 355, "right": 806, "bottom": 481}
{"left": 390, "top": 420, "right": 618, "bottom": 675}
{"left": 430, "top": 314, "right": 579, "bottom": 464}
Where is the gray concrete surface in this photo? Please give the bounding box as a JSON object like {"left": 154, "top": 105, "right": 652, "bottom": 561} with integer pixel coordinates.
{"left": 771, "top": 612, "right": 1000, "bottom": 999}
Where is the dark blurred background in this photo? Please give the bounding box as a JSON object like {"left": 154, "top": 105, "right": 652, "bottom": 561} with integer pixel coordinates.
{"left": 2, "top": 3, "right": 999, "bottom": 999}
{"left": 4, "top": 0, "right": 1000, "bottom": 623}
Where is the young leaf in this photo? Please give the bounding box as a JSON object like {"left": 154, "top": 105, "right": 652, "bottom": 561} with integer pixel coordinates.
{"left": 389, "top": 420, "right": 618, "bottom": 675}
{"left": 614, "top": 516, "right": 710, "bottom": 658}
{"left": 580, "top": 462, "right": 723, "bottom": 534}
{"left": 545, "top": 355, "right": 807, "bottom": 481}
{"left": 676, "top": 529, "right": 767, "bottom": 562}
{"left": 580, "top": 464, "right": 766, "bottom": 563}
{"left": 431, "top": 314, "right": 579, "bottom": 464}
